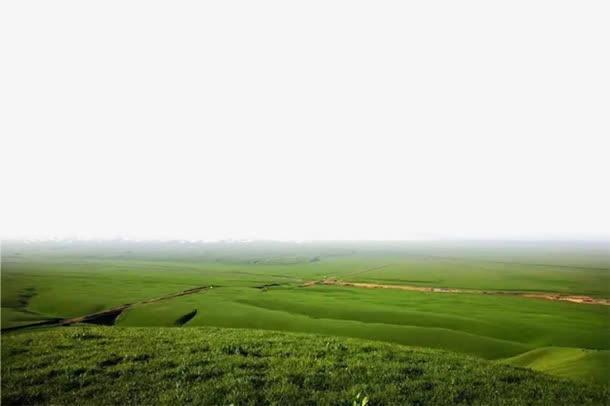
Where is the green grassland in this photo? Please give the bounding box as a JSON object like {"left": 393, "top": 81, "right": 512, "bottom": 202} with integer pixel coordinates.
{"left": 119, "top": 286, "right": 608, "bottom": 359}
{"left": 2, "top": 240, "right": 609, "bottom": 403}
{"left": 502, "top": 347, "right": 610, "bottom": 385}
{"left": 2, "top": 326, "right": 608, "bottom": 405}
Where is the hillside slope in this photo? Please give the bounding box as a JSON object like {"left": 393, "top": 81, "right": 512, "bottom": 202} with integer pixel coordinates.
{"left": 2, "top": 326, "right": 608, "bottom": 405}
{"left": 503, "top": 347, "right": 610, "bottom": 386}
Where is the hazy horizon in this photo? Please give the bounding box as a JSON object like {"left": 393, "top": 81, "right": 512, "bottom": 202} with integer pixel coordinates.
{"left": 3, "top": 234, "right": 610, "bottom": 243}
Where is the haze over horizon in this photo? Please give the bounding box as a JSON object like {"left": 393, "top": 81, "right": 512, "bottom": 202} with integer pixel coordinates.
{"left": 2, "top": 1, "right": 608, "bottom": 242}
{"left": 4, "top": 234, "right": 610, "bottom": 243}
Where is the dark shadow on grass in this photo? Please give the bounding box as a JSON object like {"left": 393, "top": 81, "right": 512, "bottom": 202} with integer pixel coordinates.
{"left": 174, "top": 309, "right": 197, "bottom": 327}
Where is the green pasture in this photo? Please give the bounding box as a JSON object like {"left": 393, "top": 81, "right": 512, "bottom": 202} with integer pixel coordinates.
{"left": 119, "top": 286, "right": 608, "bottom": 357}
{"left": 2, "top": 326, "right": 608, "bottom": 405}
{"left": 338, "top": 258, "right": 610, "bottom": 296}
{"left": 2, "top": 240, "right": 609, "bottom": 388}
{"left": 503, "top": 347, "right": 610, "bottom": 385}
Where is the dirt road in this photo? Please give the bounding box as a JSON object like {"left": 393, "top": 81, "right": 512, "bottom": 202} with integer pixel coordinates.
{"left": 307, "top": 279, "right": 610, "bottom": 305}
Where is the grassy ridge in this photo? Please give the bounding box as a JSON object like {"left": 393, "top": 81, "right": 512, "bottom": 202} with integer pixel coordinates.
{"left": 2, "top": 326, "right": 609, "bottom": 405}
{"left": 503, "top": 347, "right": 610, "bottom": 386}
{"left": 116, "top": 285, "right": 610, "bottom": 384}
{"left": 118, "top": 291, "right": 532, "bottom": 359}
{"left": 118, "top": 286, "right": 609, "bottom": 356}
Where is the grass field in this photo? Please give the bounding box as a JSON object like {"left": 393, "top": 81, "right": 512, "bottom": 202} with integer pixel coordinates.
{"left": 2, "top": 326, "right": 608, "bottom": 405}
{"left": 2, "top": 240, "right": 609, "bottom": 403}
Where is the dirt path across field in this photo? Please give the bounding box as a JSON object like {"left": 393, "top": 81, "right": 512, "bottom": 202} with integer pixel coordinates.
{"left": 1, "top": 285, "right": 215, "bottom": 333}
{"left": 306, "top": 279, "right": 610, "bottom": 306}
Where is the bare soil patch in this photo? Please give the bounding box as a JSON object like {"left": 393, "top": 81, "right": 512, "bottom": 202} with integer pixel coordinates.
{"left": 310, "top": 279, "right": 610, "bottom": 305}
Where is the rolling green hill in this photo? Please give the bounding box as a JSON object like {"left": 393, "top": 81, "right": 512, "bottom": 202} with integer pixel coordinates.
{"left": 503, "top": 347, "right": 610, "bottom": 386}
{"left": 2, "top": 326, "right": 608, "bottom": 405}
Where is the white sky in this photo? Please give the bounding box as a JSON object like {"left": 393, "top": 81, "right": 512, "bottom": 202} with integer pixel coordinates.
{"left": 1, "top": 1, "right": 609, "bottom": 241}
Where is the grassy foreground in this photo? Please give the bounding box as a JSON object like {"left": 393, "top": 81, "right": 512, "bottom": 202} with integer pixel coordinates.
{"left": 2, "top": 326, "right": 608, "bottom": 405}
